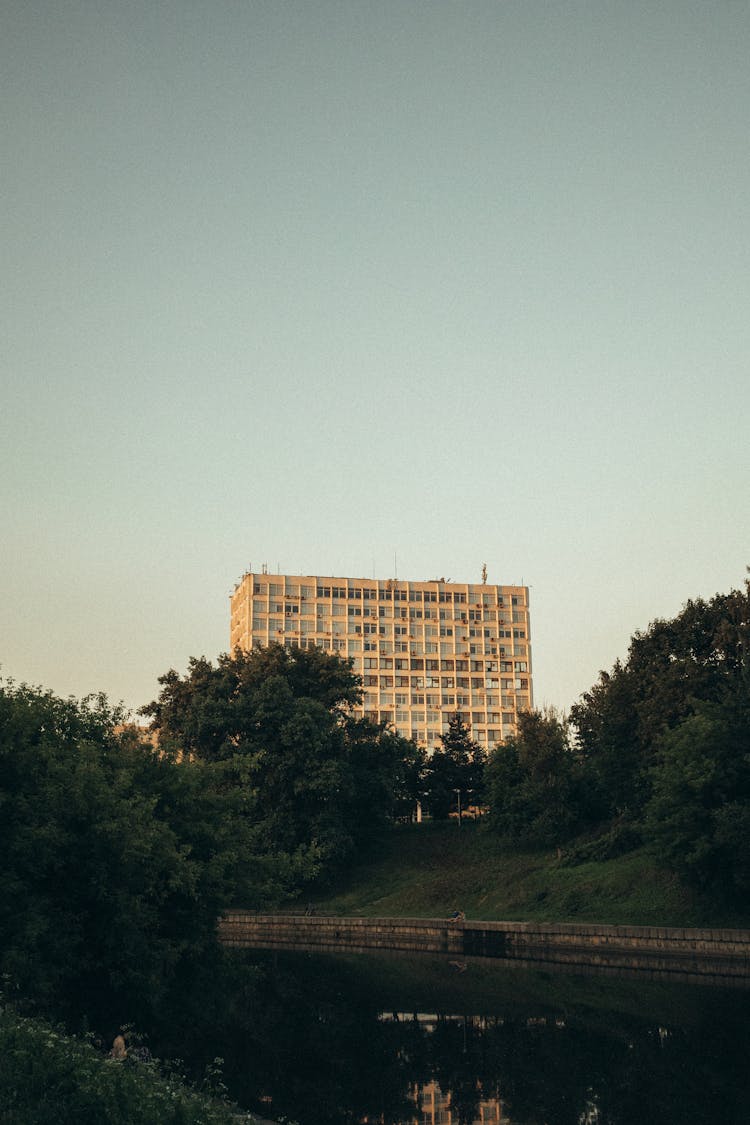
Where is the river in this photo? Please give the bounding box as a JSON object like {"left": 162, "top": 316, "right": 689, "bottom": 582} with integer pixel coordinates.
{"left": 147, "top": 947, "right": 750, "bottom": 1124}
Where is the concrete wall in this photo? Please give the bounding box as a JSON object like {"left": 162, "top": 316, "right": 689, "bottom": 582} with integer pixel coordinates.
{"left": 218, "top": 912, "right": 750, "bottom": 988}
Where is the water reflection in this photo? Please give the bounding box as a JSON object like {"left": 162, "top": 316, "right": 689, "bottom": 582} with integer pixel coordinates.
{"left": 151, "top": 950, "right": 749, "bottom": 1125}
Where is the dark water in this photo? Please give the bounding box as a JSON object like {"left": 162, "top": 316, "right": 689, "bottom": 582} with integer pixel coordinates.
{"left": 151, "top": 950, "right": 750, "bottom": 1125}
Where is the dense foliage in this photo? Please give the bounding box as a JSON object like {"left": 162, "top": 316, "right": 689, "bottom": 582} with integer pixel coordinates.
{"left": 485, "top": 710, "right": 590, "bottom": 846}
{"left": 481, "top": 575, "right": 750, "bottom": 906}
{"left": 0, "top": 682, "right": 257, "bottom": 1029}
{"left": 421, "top": 713, "right": 485, "bottom": 821}
{"left": 141, "top": 644, "right": 423, "bottom": 872}
{"left": 570, "top": 578, "right": 750, "bottom": 820}
{"left": 0, "top": 1004, "right": 257, "bottom": 1124}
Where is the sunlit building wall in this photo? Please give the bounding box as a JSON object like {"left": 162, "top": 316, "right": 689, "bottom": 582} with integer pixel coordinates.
{"left": 230, "top": 571, "right": 532, "bottom": 748}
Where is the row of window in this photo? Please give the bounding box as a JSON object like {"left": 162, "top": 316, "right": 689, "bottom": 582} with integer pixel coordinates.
{"left": 362, "top": 676, "right": 529, "bottom": 692}
{"left": 250, "top": 603, "right": 525, "bottom": 625}
{"left": 252, "top": 581, "right": 524, "bottom": 607}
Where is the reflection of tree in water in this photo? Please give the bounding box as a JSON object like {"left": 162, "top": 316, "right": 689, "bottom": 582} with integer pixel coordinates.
{"left": 146, "top": 952, "right": 750, "bottom": 1125}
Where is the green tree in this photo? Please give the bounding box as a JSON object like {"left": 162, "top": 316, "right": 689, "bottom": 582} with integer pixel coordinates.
{"left": 485, "top": 709, "right": 585, "bottom": 845}
{"left": 0, "top": 681, "right": 260, "bottom": 1029}
{"left": 570, "top": 576, "right": 750, "bottom": 822}
{"left": 422, "top": 713, "right": 485, "bottom": 821}
{"left": 142, "top": 644, "right": 422, "bottom": 872}
{"left": 644, "top": 703, "right": 750, "bottom": 900}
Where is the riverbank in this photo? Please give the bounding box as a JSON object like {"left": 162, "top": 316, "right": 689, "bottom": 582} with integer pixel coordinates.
{"left": 303, "top": 822, "right": 749, "bottom": 928}
{"left": 0, "top": 1005, "right": 267, "bottom": 1125}
{"left": 220, "top": 912, "right": 750, "bottom": 988}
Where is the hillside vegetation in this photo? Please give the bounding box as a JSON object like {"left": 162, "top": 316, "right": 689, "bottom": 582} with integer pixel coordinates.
{"left": 306, "top": 822, "right": 748, "bottom": 928}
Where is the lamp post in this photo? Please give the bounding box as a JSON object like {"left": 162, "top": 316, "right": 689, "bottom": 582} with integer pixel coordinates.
{"left": 454, "top": 788, "right": 462, "bottom": 828}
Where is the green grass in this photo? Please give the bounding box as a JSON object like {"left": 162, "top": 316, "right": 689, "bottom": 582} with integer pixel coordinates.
{"left": 307, "top": 822, "right": 747, "bottom": 928}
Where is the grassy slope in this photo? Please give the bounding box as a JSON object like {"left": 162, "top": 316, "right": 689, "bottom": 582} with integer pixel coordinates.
{"left": 307, "top": 822, "right": 747, "bottom": 928}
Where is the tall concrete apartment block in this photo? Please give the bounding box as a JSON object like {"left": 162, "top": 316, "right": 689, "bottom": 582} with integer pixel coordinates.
{"left": 230, "top": 572, "right": 532, "bottom": 748}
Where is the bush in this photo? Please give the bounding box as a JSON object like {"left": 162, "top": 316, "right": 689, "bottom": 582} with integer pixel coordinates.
{"left": 0, "top": 1003, "right": 258, "bottom": 1124}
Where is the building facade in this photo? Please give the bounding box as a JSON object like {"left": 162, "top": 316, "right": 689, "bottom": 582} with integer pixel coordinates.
{"left": 230, "top": 571, "right": 532, "bottom": 748}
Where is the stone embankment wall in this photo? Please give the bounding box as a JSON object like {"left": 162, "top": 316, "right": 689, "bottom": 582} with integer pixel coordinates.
{"left": 218, "top": 913, "right": 750, "bottom": 988}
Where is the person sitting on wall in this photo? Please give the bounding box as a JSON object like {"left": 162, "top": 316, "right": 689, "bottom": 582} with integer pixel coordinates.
{"left": 448, "top": 910, "right": 465, "bottom": 923}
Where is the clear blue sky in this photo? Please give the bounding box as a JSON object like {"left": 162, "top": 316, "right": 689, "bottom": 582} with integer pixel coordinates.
{"left": 2, "top": 1, "right": 748, "bottom": 718}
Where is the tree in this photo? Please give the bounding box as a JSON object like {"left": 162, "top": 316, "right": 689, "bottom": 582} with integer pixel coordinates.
{"left": 485, "top": 709, "right": 586, "bottom": 845}
{"left": 644, "top": 703, "right": 750, "bottom": 900}
{"left": 0, "top": 681, "right": 259, "bottom": 1029}
{"left": 570, "top": 576, "right": 750, "bottom": 822}
{"left": 141, "top": 644, "right": 422, "bottom": 872}
{"left": 422, "top": 714, "right": 485, "bottom": 822}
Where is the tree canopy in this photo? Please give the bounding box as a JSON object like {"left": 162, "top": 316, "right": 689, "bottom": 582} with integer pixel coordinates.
{"left": 141, "top": 644, "right": 423, "bottom": 872}
{"left": 485, "top": 709, "right": 588, "bottom": 845}
{"left": 0, "top": 681, "right": 255, "bottom": 1028}
{"left": 421, "top": 713, "right": 485, "bottom": 821}
{"left": 567, "top": 574, "right": 750, "bottom": 898}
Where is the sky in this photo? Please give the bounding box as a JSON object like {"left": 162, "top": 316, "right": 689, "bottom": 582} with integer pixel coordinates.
{"left": 2, "top": 1, "right": 749, "bottom": 720}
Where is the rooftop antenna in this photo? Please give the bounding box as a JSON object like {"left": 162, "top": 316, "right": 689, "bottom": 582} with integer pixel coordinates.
{"left": 394, "top": 552, "right": 398, "bottom": 580}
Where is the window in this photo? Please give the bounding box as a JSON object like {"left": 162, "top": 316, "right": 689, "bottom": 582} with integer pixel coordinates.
{"left": 515, "top": 661, "right": 528, "bottom": 672}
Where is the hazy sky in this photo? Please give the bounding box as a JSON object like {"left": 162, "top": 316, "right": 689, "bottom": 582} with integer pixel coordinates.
{"left": 2, "top": 1, "right": 749, "bottom": 718}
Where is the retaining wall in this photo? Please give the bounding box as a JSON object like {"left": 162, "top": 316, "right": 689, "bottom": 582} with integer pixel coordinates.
{"left": 218, "top": 912, "right": 750, "bottom": 988}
